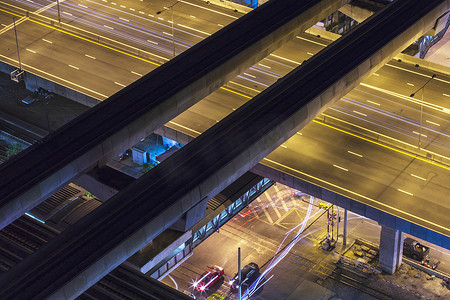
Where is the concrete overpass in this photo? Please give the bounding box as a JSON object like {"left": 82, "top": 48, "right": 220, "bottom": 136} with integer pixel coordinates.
{"left": 0, "top": 0, "right": 348, "bottom": 230}
{"left": 0, "top": 0, "right": 448, "bottom": 299}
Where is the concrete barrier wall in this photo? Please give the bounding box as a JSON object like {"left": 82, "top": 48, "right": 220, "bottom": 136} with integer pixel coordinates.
{"left": 0, "top": 60, "right": 100, "bottom": 107}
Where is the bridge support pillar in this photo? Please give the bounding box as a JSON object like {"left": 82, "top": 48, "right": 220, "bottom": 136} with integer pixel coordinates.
{"left": 73, "top": 174, "right": 119, "bottom": 202}
{"left": 379, "top": 225, "right": 404, "bottom": 274}
{"left": 170, "top": 197, "right": 208, "bottom": 232}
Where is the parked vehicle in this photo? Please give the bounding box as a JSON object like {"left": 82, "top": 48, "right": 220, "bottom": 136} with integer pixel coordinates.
{"left": 230, "top": 262, "right": 260, "bottom": 292}
{"left": 403, "top": 237, "right": 430, "bottom": 261}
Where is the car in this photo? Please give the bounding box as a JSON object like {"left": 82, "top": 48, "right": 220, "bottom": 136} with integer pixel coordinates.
{"left": 403, "top": 237, "right": 430, "bottom": 261}
{"left": 230, "top": 262, "right": 260, "bottom": 292}
{"left": 193, "top": 265, "right": 224, "bottom": 292}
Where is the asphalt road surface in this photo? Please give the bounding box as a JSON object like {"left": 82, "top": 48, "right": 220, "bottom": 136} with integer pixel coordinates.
{"left": 0, "top": 1, "right": 448, "bottom": 242}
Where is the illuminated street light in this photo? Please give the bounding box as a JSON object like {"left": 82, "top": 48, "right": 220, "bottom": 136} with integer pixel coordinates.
{"left": 156, "top": 1, "right": 181, "bottom": 57}
{"left": 410, "top": 74, "right": 436, "bottom": 149}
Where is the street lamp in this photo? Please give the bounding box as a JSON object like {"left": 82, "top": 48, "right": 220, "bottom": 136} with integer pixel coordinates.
{"left": 56, "top": 0, "right": 61, "bottom": 25}
{"left": 13, "top": 17, "right": 21, "bottom": 71}
{"left": 410, "top": 74, "right": 436, "bottom": 149}
{"left": 156, "top": 0, "right": 181, "bottom": 57}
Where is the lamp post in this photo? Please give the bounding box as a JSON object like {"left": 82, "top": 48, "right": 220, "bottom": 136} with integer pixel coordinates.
{"left": 156, "top": 0, "right": 180, "bottom": 57}
{"left": 56, "top": 0, "right": 61, "bottom": 25}
{"left": 13, "top": 17, "right": 22, "bottom": 71}
{"left": 410, "top": 74, "right": 436, "bottom": 149}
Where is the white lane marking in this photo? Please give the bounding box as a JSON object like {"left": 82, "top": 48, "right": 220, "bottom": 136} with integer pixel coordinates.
{"left": 158, "top": 17, "right": 164, "bottom": 20}
{"left": 426, "top": 120, "right": 440, "bottom": 126}
{"left": 333, "top": 165, "right": 348, "bottom": 172}
{"left": 296, "top": 132, "right": 302, "bottom": 135}
{"left": 280, "top": 145, "right": 287, "bottom": 148}
{"left": 102, "top": 0, "right": 107, "bottom": 2}
{"left": 177, "top": 24, "right": 211, "bottom": 36}
{"left": 147, "top": 40, "right": 158, "bottom": 45}
{"left": 26, "top": 48, "right": 36, "bottom": 53}
{"left": 163, "top": 32, "right": 173, "bottom": 36}
{"left": 270, "top": 54, "right": 301, "bottom": 65}
{"left": 243, "top": 72, "right": 256, "bottom": 78}
{"left": 85, "top": 54, "right": 96, "bottom": 59}
{"left": 407, "top": 82, "right": 415, "bottom": 86}
{"left": 218, "top": 24, "right": 224, "bottom": 27}
{"left": 148, "top": 14, "right": 154, "bottom": 17}
{"left": 296, "top": 36, "right": 327, "bottom": 47}
{"left": 410, "top": 174, "right": 426, "bottom": 181}
{"left": 397, "top": 189, "right": 413, "bottom": 196}
{"left": 120, "top": 5, "right": 126, "bottom": 8}
{"left": 190, "top": 15, "right": 196, "bottom": 18}
{"left": 111, "top": 2, "right": 117, "bottom": 5}
{"left": 353, "top": 110, "right": 367, "bottom": 117}
{"left": 443, "top": 93, "right": 450, "bottom": 97}
{"left": 130, "top": 8, "right": 135, "bottom": 11}
{"left": 139, "top": 11, "right": 145, "bottom": 14}
{"left": 115, "top": 82, "right": 126, "bottom": 87}
{"left": 104, "top": 25, "right": 114, "bottom": 30}
{"left": 372, "top": 73, "right": 379, "bottom": 76}
{"left": 366, "top": 100, "right": 380, "bottom": 106}
{"left": 168, "top": 121, "right": 201, "bottom": 135}
{"left": 168, "top": 275, "right": 178, "bottom": 290}
{"left": 78, "top": 4, "right": 88, "bottom": 8}
{"left": 258, "top": 63, "right": 271, "bottom": 69}
{"left": 306, "top": 52, "right": 314, "bottom": 55}
{"left": 42, "top": 38, "right": 52, "bottom": 43}
{"left": 69, "top": 65, "right": 79, "bottom": 70}
{"left": 131, "top": 71, "right": 143, "bottom": 76}
{"left": 119, "top": 17, "right": 129, "bottom": 22}
{"left": 347, "top": 151, "right": 363, "bottom": 157}
{"left": 412, "top": 131, "right": 427, "bottom": 138}
{"left": 180, "top": 0, "right": 239, "bottom": 19}
{"left": 26, "top": 0, "right": 34, "bottom": 2}
{"left": 63, "top": 11, "right": 73, "bottom": 16}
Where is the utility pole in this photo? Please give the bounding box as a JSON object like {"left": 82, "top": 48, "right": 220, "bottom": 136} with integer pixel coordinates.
{"left": 410, "top": 74, "right": 436, "bottom": 149}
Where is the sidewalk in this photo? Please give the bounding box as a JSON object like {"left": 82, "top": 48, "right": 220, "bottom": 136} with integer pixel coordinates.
{"left": 424, "top": 27, "right": 450, "bottom": 67}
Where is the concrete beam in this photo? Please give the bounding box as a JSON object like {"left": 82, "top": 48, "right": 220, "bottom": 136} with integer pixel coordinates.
{"left": 1, "top": 1, "right": 447, "bottom": 298}
{"left": 0, "top": 0, "right": 349, "bottom": 231}
{"left": 251, "top": 163, "right": 450, "bottom": 250}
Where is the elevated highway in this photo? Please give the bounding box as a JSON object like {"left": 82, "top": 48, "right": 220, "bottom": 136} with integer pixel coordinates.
{"left": 0, "top": 0, "right": 348, "bottom": 230}
{"left": 0, "top": 0, "right": 447, "bottom": 298}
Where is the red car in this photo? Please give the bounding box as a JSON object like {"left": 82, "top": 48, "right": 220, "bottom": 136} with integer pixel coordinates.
{"left": 193, "top": 265, "right": 224, "bottom": 292}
